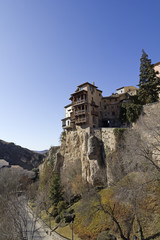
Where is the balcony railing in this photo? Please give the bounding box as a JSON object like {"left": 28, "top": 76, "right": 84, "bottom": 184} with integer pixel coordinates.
{"left": 75, "top": 117, "right": 87, "bottom": 124}
{"left": 72, "top": 99, "right": 87, "bottom": 105}
{"left": 75, "top": 110, "right": 87, "bottom": 116}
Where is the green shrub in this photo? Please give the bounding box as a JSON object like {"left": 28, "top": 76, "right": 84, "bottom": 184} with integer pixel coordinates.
{"left": 51, "top": 207, "right": 58, "bottom": 217}
{"left": 55, "top": 215, "right": 61, "bottom": 223}
{"left": 57, "top": 201, "right": 67, "bottom": 214}
{"left": 120, "top": 103, "right": 142, "bottom": 124}
{"left": 113, "top": 128, "right": 125, "bottom": 139}
{"left": 60, "top": 131, "right": 66, "bottom": 143}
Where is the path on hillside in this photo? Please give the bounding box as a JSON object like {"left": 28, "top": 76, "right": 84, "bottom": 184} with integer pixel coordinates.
{"left": 24, "top": 199, "right": 70, "bottom": 240}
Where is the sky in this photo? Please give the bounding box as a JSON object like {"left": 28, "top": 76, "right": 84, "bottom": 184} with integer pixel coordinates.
{"left": 0, "top": 0, "right": 159, "bottom": 150}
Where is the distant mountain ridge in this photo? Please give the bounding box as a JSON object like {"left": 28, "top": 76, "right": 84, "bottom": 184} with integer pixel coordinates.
{"left": 0, "top": 140, "right": 45, "bottom": 170}
{"left": 34, "top": 150, "right": 48, "bottom": 154}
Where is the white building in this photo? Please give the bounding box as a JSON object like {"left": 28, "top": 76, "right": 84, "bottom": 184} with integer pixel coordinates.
{"left": 61, "top": 104, "right": 73, "bottom": 129}
{"left": 154, "top": 62, "right": 160, "bottom": 99}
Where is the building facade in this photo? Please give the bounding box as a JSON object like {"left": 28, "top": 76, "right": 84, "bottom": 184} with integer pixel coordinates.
{"left": 62, "top": 82, "right": 137, "bottom": 130}
{"left": 61, "top": 104, "right": 73, "bottom": 129}
{"left": 154, "top": 62, "right": 160, "bottom": 99}
{"left": 70, "top": 82, "right": 102, "bottom": 128}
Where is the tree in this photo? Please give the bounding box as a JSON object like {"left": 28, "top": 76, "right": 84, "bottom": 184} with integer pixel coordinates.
{"left": 49, "top": 171, "right": 63, "bottom": 207}
{"left": 120, "top": 102, "right": 142, "bottom": 124}
{"left": 138, "top": 50, "right": 160, "bottom": 104}
{"left": 0, "top": 168, "right": 40, "bottom": 240}
{"left": 134, "top": 103, "right": 160, "bottom": 173}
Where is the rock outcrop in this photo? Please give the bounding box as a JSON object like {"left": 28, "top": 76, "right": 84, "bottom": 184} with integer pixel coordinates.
{"left": 55, "top": 127, "right": 108, "bottom": 187}
{"left": 42, "top": 102, "right": 160, "bottom": 188}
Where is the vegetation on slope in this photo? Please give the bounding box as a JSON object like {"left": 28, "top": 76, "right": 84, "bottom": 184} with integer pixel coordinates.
{"left": 73, "top": 172, "right": 160, "bottom": 240}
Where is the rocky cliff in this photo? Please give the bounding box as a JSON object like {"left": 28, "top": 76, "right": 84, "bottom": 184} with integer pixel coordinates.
{"left": 43, "top": 102, "right": 160, "bottom": 188}
{"left": 0, "top": 140, "right": 45, "bottom": 170}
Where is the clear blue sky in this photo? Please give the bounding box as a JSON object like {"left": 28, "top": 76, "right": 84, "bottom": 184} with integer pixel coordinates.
{"left": 0, "top": 0, "right": 159, "bottom": 150}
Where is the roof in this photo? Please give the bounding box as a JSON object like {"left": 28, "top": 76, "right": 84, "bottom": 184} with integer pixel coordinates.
{"left": 64, "top": 104, "right": 72, "bottom": 108}
{"left": 70, "top": 89, "right": 87, "bottom": 96}
{"left": 97, "top": 89, "right": 103, "bottom": 93}
{"left": 102, "top": 95, "right": 119, "bottom": 99}
{"left": 154, "top": 62, "right": 160, "bottom": 67}
{"left": 78, "top": 82, "right": 98, "bottom": 89}
{"left": 103, "top": 93, "right": 120, "bottom": 99}
{"left": 116, "top": 86, "right": 138, "bottom": 91}
{"left": 61, "top": 117, "right": 71, "bottom": 121}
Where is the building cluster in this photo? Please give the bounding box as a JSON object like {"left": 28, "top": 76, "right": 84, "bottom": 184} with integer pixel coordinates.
{"left": 62, "top": 82, "right": 138, "bottom": 130}
{"left": 62, "top": 62, "right": 160, "bottom": 130}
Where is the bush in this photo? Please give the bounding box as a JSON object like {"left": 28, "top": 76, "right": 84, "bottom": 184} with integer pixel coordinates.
{"left": 57, "top": 201, "right": 67, "bottom": 214}
{"left": 60, "top": 131, "right": 66, "bottom": 143}
{"left": 55, "top": 215, "right": 61, "bottom": 223}
{"left": 51, "top": 207, "right": 58, "bottom": 217}
{"left": 120, "top": 103, "right": 142, "bottom": 123}
{"left": 113, "top": 128, "right": 125, "bottom": 139}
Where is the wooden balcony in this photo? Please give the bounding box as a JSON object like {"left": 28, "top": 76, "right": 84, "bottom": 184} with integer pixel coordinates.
{"left": 75, "top": 117, "right": 87, "bottom": 124}
{"left": 72, "top": 99, "right": 87, "bottom": 106}
{"left": 75, "top": 110, "right": 87, "bottom": 116}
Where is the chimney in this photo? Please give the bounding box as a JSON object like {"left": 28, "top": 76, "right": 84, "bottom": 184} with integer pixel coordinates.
{"left": 93, "top": 81, "right": 95, "bottom": 86}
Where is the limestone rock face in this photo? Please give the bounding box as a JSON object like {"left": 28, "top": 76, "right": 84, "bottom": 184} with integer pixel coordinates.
{"left": 41, "top": 102, "right": 160, "bottom": 189}
{"left": 59, "top": 128, "right": 107, "bottom": 186}
{"left": 88, "top": 136, "right": 99, "bottom": 160}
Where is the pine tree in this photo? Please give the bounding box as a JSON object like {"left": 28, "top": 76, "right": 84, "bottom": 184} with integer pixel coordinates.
{"left": 49, "top": 171, "right": 63, "bottom": 207}
{"left": 138, "top": 49, "right": 160, "bottom": 104}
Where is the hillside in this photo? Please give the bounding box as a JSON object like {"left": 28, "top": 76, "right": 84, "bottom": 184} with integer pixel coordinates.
{"left": 0, "top": 140, "right": 45, "bottom": 170}
{"left": 38, "top": 101, "right": 160, "bottom": 240}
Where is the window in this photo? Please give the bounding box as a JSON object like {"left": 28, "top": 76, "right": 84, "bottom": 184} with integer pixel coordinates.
{"left": 104, "top": 105, "right": 106, "bottom": 109}
{"left": 112, "top": 111, "right": 115, "bottom": 116}
{"left": 90, "top": 86, "right": 94, "bottom": 93}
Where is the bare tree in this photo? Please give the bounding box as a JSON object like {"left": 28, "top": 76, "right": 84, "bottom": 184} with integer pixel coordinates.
{"left": 134, "top": 103, "right": 160, "bottom": 173}
{"left": 0, "top": 168, "right": 41, "bottom": 240}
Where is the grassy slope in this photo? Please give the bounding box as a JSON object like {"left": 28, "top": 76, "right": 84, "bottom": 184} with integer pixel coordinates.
{"left": 72, "top": 173, "right": 160, "bottom": 240}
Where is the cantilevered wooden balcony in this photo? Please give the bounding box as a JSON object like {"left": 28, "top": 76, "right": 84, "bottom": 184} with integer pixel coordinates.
{"left": 75, "top": 109, "right": 87, "bottom": 116}
{"left": 72, "top": 99, "right": 87, "bottom": 106}
{"left": 75, "top": 117, "right": 87, "bottom": 124}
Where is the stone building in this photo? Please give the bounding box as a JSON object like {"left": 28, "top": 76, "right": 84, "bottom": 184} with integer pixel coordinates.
{"left": 62, "top": 82, "right": 138, "bottom": 129}
{"left": 154, "top": 62, "right": 160, "bottom": 99}
{"left": 70, "top": 82, "right": 103, "bottom": 128}
{"left": 154, "top": 62, "right": 160, "bottom": 76}
{"left": 116, "top": 86, "right": 138, "bottom": 96}
{"left": 61, "top": 104, "right": 73, "bottom": 129}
